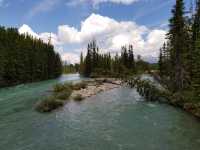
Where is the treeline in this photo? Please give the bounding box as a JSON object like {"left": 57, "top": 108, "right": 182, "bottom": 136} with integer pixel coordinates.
{"left": 0, "top": 27, "right": 62, "bottom": 88}
{"left": 63, "top": 62, "right": 79, "bottom": 74}
{"left": 80, "top": 40, "right": 150, "bottom": 77}
{"left": 159, "top": 0, "right": 200, "bottom": 95}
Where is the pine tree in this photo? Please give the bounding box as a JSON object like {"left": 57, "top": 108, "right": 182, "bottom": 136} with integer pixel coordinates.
{"left": 0, "top": 26, "right": 62, "bottom": 87}
{"left": 79, "top": 52, "right": 84, "bottom": 75}
{"left": 84, "top": 44, "right": 92, "bottom": 76}
{"left": 168, "top": 0, "right": 188, "bottom": 91}
{"left": 191, "top": 0, "right": 200, "bottom": 92}
{"left": 158, "top": 47, "right": 164, "bottom": 76}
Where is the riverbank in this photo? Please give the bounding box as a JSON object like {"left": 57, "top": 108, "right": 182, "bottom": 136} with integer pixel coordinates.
{"left": 126, "top": 75, "right": 200, "bottom": 119}
{"left": 71, "top": 78, "right": 121, "bottom": 100}
{"left": 36, "top": 78, "right": 122, "bottom": 112}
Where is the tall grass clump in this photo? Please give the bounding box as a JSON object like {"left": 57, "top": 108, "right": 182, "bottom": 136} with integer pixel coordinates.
{"left": 72, "top": 82, "right": 87, "bottom": 90}
{"left": 73, "top": 94, "right": 84, "bottom": 101}
{"left": 36, "top": 82, "right": 73, "bottom": 113}
{"left": 36, "top": 96, "right": 64, "bottom": 113}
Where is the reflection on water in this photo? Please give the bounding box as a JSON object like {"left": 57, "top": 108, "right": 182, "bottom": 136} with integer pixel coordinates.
{"left": 0, "top": 74, "right": 200, "bottom": 150}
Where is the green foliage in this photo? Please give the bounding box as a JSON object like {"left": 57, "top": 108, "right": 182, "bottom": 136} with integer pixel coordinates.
{"left": 158, "top": 0, "right": 195, "bottom": 92}
{"left": 135, "top": 59, "right": 150, "bottom": 74}
{"left": 72, "top": 82, "right": 87, "bottom": 90}
{"left": 63, "top": 62, "right": 79, "bottom": 74}
{"left": 36, "top": 96, "right": 64, "bottom": 113}
{"left": 167, "top": 0, "right": 189, "bottom": 90}
{"left": 158, "top": 43, "right": 171, "bottom": 77}
{"left": 80, "top": 40, "right": 142, "bottom": 77}
{"left": 0, "top": 26, "right": 62, "bottom": 88}
{"left": 55, "top": 90, "right": 72, "bottom": 100}
{"left": 190, "top": 0, "right": 200, "bottom": 94}
{"left": 53, "top": 82, "right": 72, "bottom": 93}
{"left": 73, "top": 94, "right": 84, "bottom": 101}
{"left": 36, "top": 82, "right": 73, "bottom": 113}
{"left": 53, "top": 83, "right": 67, "bottom": 93}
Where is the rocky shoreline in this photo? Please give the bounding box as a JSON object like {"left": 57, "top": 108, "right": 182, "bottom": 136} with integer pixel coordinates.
{"left": 71, "top": 78, "right": 122, "bottom": 100}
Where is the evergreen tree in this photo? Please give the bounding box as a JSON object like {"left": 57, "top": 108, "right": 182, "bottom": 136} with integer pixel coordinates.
{"left": 79, "top": 52, "right": 84, "bottom": 74}
{"left": 168, "top": 0, "right": 188, "bottom": 91}
{"left": 0, "top": 26, "right": 62, "bottom": 87}
{"left": 128, "top": 45, "right": 135, "bottom": 72}
{"left": 158, "top": 47, "right": 164, "bottom": 76}
{"left": 84, "top": 44, "right": 92, "bottom": 76}
{"left": 191, "top": 0, "right": 200, "bottom": 92}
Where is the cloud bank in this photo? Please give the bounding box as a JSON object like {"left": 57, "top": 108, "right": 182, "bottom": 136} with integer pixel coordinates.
{"left": 19, "top": 13, "right": 166, "bottom": 64}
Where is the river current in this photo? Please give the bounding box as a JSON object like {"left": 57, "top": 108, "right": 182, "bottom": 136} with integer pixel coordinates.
{"left": 0, "top": 74, "right": 200, "bottom": 150}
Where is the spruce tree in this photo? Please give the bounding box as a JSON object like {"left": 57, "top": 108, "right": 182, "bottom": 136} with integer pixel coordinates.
{"left": 191, "top": 0, "right": 200, "bottom": 92}
{"left": 158, "top": 47, "right": 164, "bottom": 76}
{"left": 79, "top": 52, "right": 84, "bottom": 75}
{"left": 84, "top": 44, "right": 92, "bottom": 76}
{"left": 0, "top": 26, "right": 62, "bottom": 87}
{"left": 168, "top": 0, "right": 188, "bottom": 91}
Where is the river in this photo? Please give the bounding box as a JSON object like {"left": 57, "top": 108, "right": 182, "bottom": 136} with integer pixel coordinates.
{"left": 0, "top": 74, "right": 200, "bottom": 150}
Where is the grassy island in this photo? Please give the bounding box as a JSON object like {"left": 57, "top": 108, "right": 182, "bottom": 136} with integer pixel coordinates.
{"left": 36, "top": 78, "right": 121, "bottom": 113}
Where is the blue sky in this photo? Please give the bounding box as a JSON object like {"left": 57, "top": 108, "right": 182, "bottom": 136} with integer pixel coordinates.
{"left": 0, "top": 0, "right": 191, "bottom": 63}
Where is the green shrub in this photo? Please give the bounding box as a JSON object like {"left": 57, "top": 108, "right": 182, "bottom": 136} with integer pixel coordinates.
{"left": 55, "top": 90, "right": 72, "bottom": 100}
{"left": 36, "top": 96, "right": 64, "bottom": 113}
{"left": 72, "top": 82, "right": 87, "bottom": 90}
{"left": 53, "top": 83, "right": 66, "bottom": 93}
{"left": 73, "top": 94, "right": 84, "bottom": 101}
{"left": 36, "top": 82, "right": 74, "bottom": 113}
{"left": 53, "top": 82, "right": 72, "bottom": 93}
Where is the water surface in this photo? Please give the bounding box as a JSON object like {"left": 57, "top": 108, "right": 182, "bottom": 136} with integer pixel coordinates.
{"left": 0, "top": 74, "right": 200, "bottom": 150}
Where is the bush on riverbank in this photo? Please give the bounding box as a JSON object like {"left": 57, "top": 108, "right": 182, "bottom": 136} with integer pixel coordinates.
{"left": 55, "top": 90, "right": 72, "bottom": 100}
{"left": 72, "top": 82, "right": 87, "bottom": 90}
{"left": 73, "top": 94, "right": 84, "bottom": 101}
{"left": 36, "top": 83, "right": 74, "bottom": 113}
{"left": 126, "top": 77, "right": 200, "bottom": 119}
{"left": 36, "top": 96, "right": 64, "bottom": 113}
{"left": 36, "top": 81, "right": 91, "bottom": 113}
{"left": 53, "top": 83, "right": 72, "bottom": 93}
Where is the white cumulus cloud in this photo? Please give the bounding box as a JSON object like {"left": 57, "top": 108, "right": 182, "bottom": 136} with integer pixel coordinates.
{"left": 62, "top": 52, "right": 80, "bottom": 64}
{"left": 19, "top": 24, "right": 39, "bottom": 38}
{"left": 19, "top": 13, "right": 167, "bottom": 63}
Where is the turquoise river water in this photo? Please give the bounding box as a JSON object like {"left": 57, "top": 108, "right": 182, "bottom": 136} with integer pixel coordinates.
{"left": 0, "top": 74, "right": 200, "bottom": 150}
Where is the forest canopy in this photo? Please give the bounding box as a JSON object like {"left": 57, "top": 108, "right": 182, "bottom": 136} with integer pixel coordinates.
{"left": 158, "top": 0, "right": 200, "bottom": 95}
{"left": 79, "top": 40, "right": 150, "bottom": 78}
{"left": 0, "top": 27, "right": 62, "bottom": 88}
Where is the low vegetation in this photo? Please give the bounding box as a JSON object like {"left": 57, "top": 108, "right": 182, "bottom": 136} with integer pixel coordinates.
{"left": 0, "top": 27, "right": 62, "bottom": 88}
{"left": 36, "top": 81, "right": 87, "bottom": 113}
{"left": 36, "top": 96, "right": 64, "bottom": 113}
{"left": 127, "top": 77, "right": 200, "bottom": 118}
{"left": 55, "top": 90, "right": 72, "bottom": 100}
{"left": 73, "top": 94, "right": 84, "bottom": 101}
{"left": 72, "top": 82, "right": 87, "bottom": 90}
{"left": 79, "top": 40, "right": 151, "bottom": 78}
{"left": 53, "top": 83, "right": 72, "bottom": 93}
